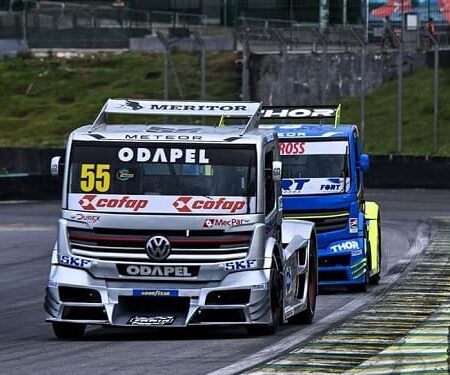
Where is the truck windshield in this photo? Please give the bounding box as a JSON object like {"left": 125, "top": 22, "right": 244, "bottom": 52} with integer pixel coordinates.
{"left": 67, "top": 142, "right": 257, "bottom": 214}
{"left": 279, "top": 140, "right": 350, "bottom": 195}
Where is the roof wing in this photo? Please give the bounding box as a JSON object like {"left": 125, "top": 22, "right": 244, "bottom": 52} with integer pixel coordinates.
{"left": 260, "top": 104, "right": 341, "bottom": 127}
{"left": 90, "top": 99, "right": 262, "bottom": 133}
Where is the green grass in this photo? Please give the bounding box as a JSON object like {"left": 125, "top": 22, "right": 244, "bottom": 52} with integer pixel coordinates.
{"left": 0, "top": 52, "right": 240, "bottom": 147}
{"left": 0, "top": 52, "right": 449, "bottom": 155}
{"left": 340, "top": 67, "right": 450, "bottom": 156}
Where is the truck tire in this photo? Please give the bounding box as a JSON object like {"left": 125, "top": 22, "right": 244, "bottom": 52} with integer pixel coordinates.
{"left": 289, "top": 236, "right": 317, "bottom": 324}
{"left": 369, "top": 215, "right": 381, "bottom": 285}
{"left": 52, "top": 322, "right": 86, "bottom": 339}
{"left": 247, "top": 254, "right": 282, "bottom": 336}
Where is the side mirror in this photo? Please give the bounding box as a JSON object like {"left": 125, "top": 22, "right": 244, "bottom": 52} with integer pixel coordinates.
{"left": 50, "top": 156, "right": 64, "bottom": 177}
{"left": 272, "top": 161, "right": 282, "bottom": 181}
{"left": 360, "top": 153, "right": 370, "bottom": 173}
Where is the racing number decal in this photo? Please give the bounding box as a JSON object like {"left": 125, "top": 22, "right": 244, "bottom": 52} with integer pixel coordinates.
{"left": 80, "top": 164, "right": 111, "bottom": 193}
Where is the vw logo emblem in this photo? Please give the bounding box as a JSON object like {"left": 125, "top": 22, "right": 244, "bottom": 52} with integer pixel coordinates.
{"left": 145, "top": 235, "right": 171, "bottom": 261}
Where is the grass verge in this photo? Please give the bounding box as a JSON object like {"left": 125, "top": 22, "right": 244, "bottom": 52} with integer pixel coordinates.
{"left": 0, "top": 51, "right": 240, "bottom": 147}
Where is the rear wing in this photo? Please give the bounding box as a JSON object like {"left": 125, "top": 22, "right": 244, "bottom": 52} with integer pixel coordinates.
{"left": 260, "top": 104, "right": 341, "bottom": 127}
{"left": 90, "top": 98, "right": 262, "bottom": 134}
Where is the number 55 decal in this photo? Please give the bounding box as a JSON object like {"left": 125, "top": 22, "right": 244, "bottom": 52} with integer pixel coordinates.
{"left": 80, "top": 164, "right": 111, "bottom": 192}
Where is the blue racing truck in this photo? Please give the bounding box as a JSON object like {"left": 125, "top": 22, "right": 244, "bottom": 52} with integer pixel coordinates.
{"left": 260, "top": 105, "right": 381, "bottom": 292}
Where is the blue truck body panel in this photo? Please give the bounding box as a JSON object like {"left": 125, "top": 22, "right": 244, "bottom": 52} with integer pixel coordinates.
{"left": 274, "top": 123, "right": 370, "bottom": 287}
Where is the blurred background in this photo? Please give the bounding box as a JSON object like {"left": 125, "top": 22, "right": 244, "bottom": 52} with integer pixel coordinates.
{"left": 0, "top": 0, "right": 449, "bottom": 198}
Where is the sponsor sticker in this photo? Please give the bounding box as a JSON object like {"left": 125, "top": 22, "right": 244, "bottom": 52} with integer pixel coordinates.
{"left": 48, "top": 280, "right": 58, "bottom": 288}
{"left": 145, "top": 126, "right": 202, "bottom": 134}
{"left": 116, "top": 168, "right": 134, "bottom": 182}
{"left": 128, "top": 316, "right": 175, "bottom": 326}
{"left": 261, "top": 108, "right": 336, "bottom": 118}
{"left": 117, "top": 147, "right": 210, "bottom": 164}
{"left": 118, "top": 264, "right": 199, "bottom": 277}
{"left": 320, "top": 178, "right": 343, "bottom": 192}
{"left": 59, "top": 255, "right": 91, "bottom": 268}
{"left": 203, "top": 218, "right": 249, "bottom": 228}
{"left": 69, "top": 213, "right": 100, "bottom": 224}
{"left": 133, "top": 289, "right": 179, "bottom": 297}
{"left": 251, "top": 283, "right": 268, "bottom": 290}
{"left": 280, "top": 141, "right": 348, "bottom": 156}
{"left": 111, "top": 100, "right": 250, "bottom": 114}
{"left": 69, "top": 194, "right": 255, "bottom": 214}
{"left": 76, "top": 194, "right": 148, "bottom": 212}
{"left": 285, "top": 267, "right": 293, "bottom": 293}
{"left": 279, "top": 142, "right": 305, "bottom": 155}
{"left": 282, "top": 178, "right": 310, "bottom": 194}
{"left": 282, "top": 178, "right": 348, "bottom": 196}
{"left": 125, "top": 133, "right": 202, "bottom": 141}
{"left": 224, "top": 259, "right": 257, "bottom": 271}
{"left": 349, "top": 218, "right": 358, "bottom": 233}
{"left": 330, "top": 240, "right": 360, "bottom": 253}
{"left": 173, "top": 196, "right": 247, "bottom": 214}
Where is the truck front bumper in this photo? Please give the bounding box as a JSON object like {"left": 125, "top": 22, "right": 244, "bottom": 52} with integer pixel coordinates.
{"left": 317, "top": 238, "right": 366, "bottom": 287}
{"left": 45, "top": 265, "right": 272, "bottom": 327}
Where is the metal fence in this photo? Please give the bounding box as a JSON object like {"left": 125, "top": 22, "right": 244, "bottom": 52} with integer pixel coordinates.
{"left": 236, "top": 18, "right": 449, "bottom": 153}
{"left": 0, "top": 3, "right": 152, "bottom": 48}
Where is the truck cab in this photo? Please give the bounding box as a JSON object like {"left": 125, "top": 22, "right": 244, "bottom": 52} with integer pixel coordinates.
{"left": 260, "top": 106, "right": 381, "bottom": 291}
{"left": 45, "top": 99, "right": 318, "bottom": 338}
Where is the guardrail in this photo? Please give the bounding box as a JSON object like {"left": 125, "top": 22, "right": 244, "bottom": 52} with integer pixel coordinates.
{"left": 1, "top": 148, "right": 449, "bottom": 200}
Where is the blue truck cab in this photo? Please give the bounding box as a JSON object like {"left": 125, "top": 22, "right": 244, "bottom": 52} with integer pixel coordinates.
{"left": 260, "top": 106, "right": 381, "bottom": 291}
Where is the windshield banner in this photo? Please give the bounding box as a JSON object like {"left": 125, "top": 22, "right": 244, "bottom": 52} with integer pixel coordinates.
{"left": 69, "top": 194, "right": 256, "bottom": 214}
{"left": 279, "top": 141, "right": 348, "bottom": 155}
{"left": 282, "top": 178, "right": 350, "bottom": 195}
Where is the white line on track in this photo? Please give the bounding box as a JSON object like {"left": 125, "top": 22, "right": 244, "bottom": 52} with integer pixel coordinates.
{"left": 208, "top": 223, "right": 431, "bottom": 375}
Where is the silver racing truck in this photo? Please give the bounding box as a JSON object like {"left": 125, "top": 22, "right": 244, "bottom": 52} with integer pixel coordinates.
{"left": 45, "top": 99, "right": 318, "bottom": 338}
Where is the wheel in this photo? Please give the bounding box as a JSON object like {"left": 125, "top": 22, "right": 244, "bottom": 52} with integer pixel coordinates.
{"left": 247, "top": 254, "right": 283, "bottom": 336}
{"left": 52, "top": 322, "right": 86, "bottom": 339}
{"left": 369, "top": 215, "right": 382, "bottom": 285}
{"left": 289, "top": 236, "right": 317, "bottom": 324}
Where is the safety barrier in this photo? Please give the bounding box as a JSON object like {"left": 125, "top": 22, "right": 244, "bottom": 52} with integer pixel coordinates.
{"left": 1, "top": 148, "right": 449, "bottom": 200}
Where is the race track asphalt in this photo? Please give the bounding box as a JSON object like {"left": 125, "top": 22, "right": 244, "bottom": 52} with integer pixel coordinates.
{"left": 0, "top": 189, "right": 447, "bottom": 375}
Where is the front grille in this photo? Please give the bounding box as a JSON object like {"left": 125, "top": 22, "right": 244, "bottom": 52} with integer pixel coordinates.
{"left": 284, "top": 210, "right": 349, "bottom": 233}
{"left": 319, "top": 254, "right": 351, "bottom": 268}
{"left": 205, "top": 289, "right": 251, "bottom": 305}
{"left": 319, "top": 270, "right": 348, "bottom": 282}
{"left": 68, "top": 228, "right": 252, "bottom": 263}
{"left": 191, "top": 308, "right": 246, "bottom": 323}
{"left": 59, "top": 286, "right": 101, "bottom": 303}
{"left": 118, "top": 296, "right": 190, "bottom": 315}
{"left": 62, "top": 306, "right": 107, "bottom": 320}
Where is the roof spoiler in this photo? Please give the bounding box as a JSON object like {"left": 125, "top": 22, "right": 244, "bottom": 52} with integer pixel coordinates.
{"left": 90, "top": 98, "right": 262, "bottom": 135}
{"left": 260, "top": 104, "right": 341, "bottom": 127}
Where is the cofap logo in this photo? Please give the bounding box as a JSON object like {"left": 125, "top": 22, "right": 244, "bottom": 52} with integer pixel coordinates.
{"left": 203, "top": 218, "right": 248, "bottom": 228}
{"left": 172, "top": 196, "right": 192, "bottom": 213}
{"left": 173, "top": 196, "right": 246, "bottom": 214}
{"left": 78, "top": 195, "right": 148, "bottom": 212}
{"left": 78, "top": 194, "right": 97, "bottom": 210}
